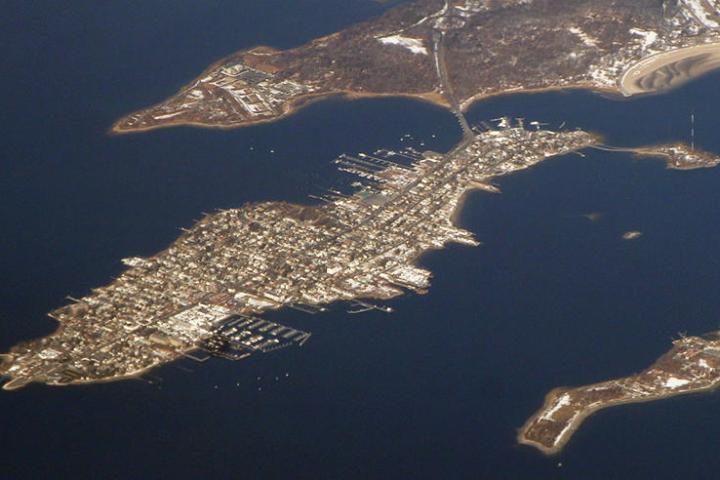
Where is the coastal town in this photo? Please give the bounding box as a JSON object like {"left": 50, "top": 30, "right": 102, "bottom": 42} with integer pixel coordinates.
{"left": 0, "top": 121, "right": 601, "bottom": 390}
{"left": 6, "top": 0, "right": 720, "bottom": 465}
{"left": 7, "top": 113, "right": 715, "bottom": 391}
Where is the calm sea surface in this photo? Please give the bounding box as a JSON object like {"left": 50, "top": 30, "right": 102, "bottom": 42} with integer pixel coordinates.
{"left": 2, "top": 2, "right": 720, "bottom": 479}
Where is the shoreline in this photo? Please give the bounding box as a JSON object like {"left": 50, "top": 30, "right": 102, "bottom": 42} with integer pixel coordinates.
{"left": 2, "top": 347, "right": 193, "bottom": 391}
{"left": 458, "top": 82, "right": 621, "bottom": 112}
{"left": 109, "top": 39, "right": 720, "bottom": 137}
{"left": 518, "top": 379, "right": 720, "bottom": 455}
{"left": 108, "top": 80, "right": 642, "bottom": 137}
{"left": 109, "top": 82, "right": 617, "bottom": 136}
{"left": 4, "top": 129, "right": 599, "bottom": 391}
{"left": 109, "top": 88, "right": 449, "bottom": 136}
{"left": 619, "top": 42, "right": 720, "bottom": 96}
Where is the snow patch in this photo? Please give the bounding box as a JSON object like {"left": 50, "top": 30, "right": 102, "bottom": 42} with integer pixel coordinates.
{"left": 663, "top": 377, "right": 690, "bottom": 389}
{"left": 553, "top": 412, "right": 580, "bottom": 445}
{"left": 568, "top": 27, "right": 599, "bottom": 47}
{"left": 540, "top": 393, "right": 570, "bottom": 421}
{"left": 681, "top": 0, "right": 720, "bottom": 28}
{"left": 588, "top": 66, "right": 616, "bottom": 87}
{"left": 153, "top": 111, "right": 184, "bottom": 120}
{"left": 630, "top": 28, "right": 658, "bottom": 50}
{"left": 378, "top": 35, "right": 429, "bottom": 55}
{"left": 699, "top": 359, "right": 713, "bottom": 369}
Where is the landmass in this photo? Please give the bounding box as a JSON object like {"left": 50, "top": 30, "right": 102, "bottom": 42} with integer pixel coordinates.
{"left": 3, "top": 120, "right": 715, "bottom": 390}
{"left": 112, "top": 0, "right": 720, "bottom": 134}
{"left": 519, "top": 332, "right": 720, "bottom": 455}
{"left": 633, "top": 142, "right": 720, "bottom": 169}
{"left": 518, "top": 143, "right": 720, "bottom": 455}
{"left": 0, "top": 121, "right": 601, "bottom": 390}
{"left": 8, "top": 0, "right": 720, "bottom": 461}
{"left": 622, "top": 230, "right": 643, "bottom": 240}
{"left": 591, "top": 142, "right": 720, "bottom": 169}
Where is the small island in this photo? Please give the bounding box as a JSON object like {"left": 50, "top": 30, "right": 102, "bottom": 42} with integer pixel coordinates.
{"left": 622, "top": 230, "right": 642, "bottom": 240}
{"left": 634, "top": 143, "right": 720, "bottom": 170}
{"left": 516, "top": 144, "right": 720, "bottom": 455}
{"left": 519, "top": 332, "right": 720, "bottom": 455}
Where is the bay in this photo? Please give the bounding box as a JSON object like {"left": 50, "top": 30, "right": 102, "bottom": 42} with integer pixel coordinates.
{"left": 1, "top": 2, "right": 720, "bottom": 478}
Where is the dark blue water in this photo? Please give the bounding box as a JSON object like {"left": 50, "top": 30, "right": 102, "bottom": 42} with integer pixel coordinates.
{"left": 2, "top": 2, "right": 720, "bottom": 479}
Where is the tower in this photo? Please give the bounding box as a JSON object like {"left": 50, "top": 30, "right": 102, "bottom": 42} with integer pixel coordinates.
{"left": 691, "top": 111, "right": 695, "bottom": 151}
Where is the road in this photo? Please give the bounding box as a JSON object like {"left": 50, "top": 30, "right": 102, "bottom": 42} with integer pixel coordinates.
{"left": 433, "top": 31, "right": 473, "bottom": 140}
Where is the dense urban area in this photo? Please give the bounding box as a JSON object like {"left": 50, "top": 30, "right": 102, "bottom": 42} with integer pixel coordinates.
{"left": 6, "top": 0, "right": 720, "bottom": 461}
{"left": 0, "top": 121, "right": 600, "bottom": 390}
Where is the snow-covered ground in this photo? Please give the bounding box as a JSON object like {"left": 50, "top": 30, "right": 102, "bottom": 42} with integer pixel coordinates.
{"left": 681, "top": 0, "right": 720, "bottom": 29}
{"left": 663, "top": 377, "right": 691, "bottom": 389}
{"left": 153, "top": 111, "right": 184, "bottom": 120}
{"left": 568, "top": 26, "right": 599, "bottom": 47}
{"left": 378, "top": 34, "right": 429, "bottom": 55}
{"left": 540, "top": 393, "right": 570, "bottom": 421}
{"left": 630, "top": 28, "right": 658, "bottom": 50}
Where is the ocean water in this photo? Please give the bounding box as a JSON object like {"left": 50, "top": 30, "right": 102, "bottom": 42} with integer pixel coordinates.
{"left": 2, "top": 2, "right": 720, "bottom": 479}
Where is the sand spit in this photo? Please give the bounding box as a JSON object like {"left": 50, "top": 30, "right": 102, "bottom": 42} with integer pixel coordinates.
{"left": 620, "top": 42, "right": 720, "bottom": 96}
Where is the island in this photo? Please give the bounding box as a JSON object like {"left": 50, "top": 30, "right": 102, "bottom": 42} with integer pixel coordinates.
{"left": 519, "top": 332, "right": 720, "bottom": 455}
{"left": 590, "top": 142, "right": 720, "bottom": 169}
{"left": 633, "top": 142, "right": 720, "bottom": 170}
{"left": 517, "top": 143, "right": 720, "bottom": 455}
{"left": 112, "top": 0, "right": 720, "bottom": 134}
{"left": 0, "top": 120, "right": 599, "bottom": 390}
{"left": 622, "top": 230, "right": 643, "bottom": 240}
{"left": 4, "top": 118, "right": 717, "bottom": 390}
{"left": 0, "top": 121, "right": 601, "bottom": 390}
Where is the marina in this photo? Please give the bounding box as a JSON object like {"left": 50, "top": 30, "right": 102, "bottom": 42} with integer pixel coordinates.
{"left": 3, "top": 1, "right": 720, "bottom": 478}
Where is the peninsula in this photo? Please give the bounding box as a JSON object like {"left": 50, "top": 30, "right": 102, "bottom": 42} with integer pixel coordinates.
{"left": 112, "top": 0, "right": 720, "bottom": 134}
